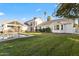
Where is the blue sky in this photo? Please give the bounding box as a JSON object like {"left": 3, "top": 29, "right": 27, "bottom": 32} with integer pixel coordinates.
{"left": 0, "top": 3, "right": 58, "bottom": 22}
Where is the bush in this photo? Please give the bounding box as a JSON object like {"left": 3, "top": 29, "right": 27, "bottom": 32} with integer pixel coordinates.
{"left": 39, "top": 28, "right": 42, "bottom": 32}
{"left": 45, "top": 27, "right": 51, "bottom": 32}
{"left": 42, "top": 28, "right": 46, "bottom": 32}
{"left": 36, "top": 27, "right": 51, "bottom": 33}
{"left": 35, "top": 28, "right": 38, "bottom": 32}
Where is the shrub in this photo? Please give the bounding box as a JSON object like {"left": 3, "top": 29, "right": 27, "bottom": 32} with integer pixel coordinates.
{"left": 37, "top": 27, "right": 51, "bottom": 33}
{"left": 42, "top": 28, "right": 46, "bottom": 32}
{"left": 46, "top": 27, "right": 51, "bottom": 32}
{"left": 35, "top": 28, "right": 38, "bottom": 32}
{"left": 39, "top": 29, "right": 41, "bottom": 32}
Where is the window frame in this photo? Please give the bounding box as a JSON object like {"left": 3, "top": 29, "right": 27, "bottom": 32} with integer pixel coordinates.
{"left": 54, "top": 25, "right": 60, "bottom": 30}
{"left": 61, "top": 25, "right": 63, "bottom": 30}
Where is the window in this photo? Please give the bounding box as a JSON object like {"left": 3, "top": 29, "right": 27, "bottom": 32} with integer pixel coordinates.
{"left": 30, "top": 22, "right": 32, "bottom": 26}
{"left": 7, "top": 25, "right": 14, "bottom": 28}
{"left": 56, "top": 25, "right": 59, "bottom": 30}
{"left": 54, "top": 25, "right": 59, "bottom": 30}
{"left": 61, "top": 25, "right": 63, "bottom": 30}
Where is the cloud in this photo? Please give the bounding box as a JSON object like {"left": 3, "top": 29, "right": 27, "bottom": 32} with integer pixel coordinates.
{"left": 20, "top": 18, "right": 27, "bottom": 23}
{"left": 36, "top": 8, "right": 41, "bottom": 12}
{"left": 0, "top": 12, "right": 5, "bottom": 16}
{"left": 22, "top": 18, "right": 26, "bottom": 20}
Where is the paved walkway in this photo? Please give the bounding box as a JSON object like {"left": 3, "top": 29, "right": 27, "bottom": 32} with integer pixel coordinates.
{"left": 0, "top": 34, "right": 34, "bottom": 42}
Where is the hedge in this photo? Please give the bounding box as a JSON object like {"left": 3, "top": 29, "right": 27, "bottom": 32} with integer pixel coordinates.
{"left": 36, "top": 27, "right": 51, "bottom": 33}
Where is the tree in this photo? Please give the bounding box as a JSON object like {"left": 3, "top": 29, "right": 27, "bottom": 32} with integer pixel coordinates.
{"left": 47, "top": 16, "right": 51, "bottom": 21}
{"left": 44, "top": 11, "right": 47, "bottom": 17}
{"left": 55, "top": 3, "right": 79, "bottom": 19}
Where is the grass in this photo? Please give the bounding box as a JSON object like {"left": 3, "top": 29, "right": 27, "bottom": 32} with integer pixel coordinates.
{"left": 21, "top": 32, "right": 42, "bottom": 35}
{"left": 0, "top": 33, "right": 79, "bottom": 56}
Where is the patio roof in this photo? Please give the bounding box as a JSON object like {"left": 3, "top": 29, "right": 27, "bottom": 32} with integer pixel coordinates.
{"left": 7, "top": 21, "right": 23, "bottom": 25}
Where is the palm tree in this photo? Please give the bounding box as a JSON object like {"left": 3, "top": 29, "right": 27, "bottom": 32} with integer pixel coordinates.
{"left": 44, "top": 11, "right": 47, "bottom": 16}
{"left": 44, "top": 11, "right": 47, "bottom": 19}
{"left": 47, "top": 16, "right": 51, "bottom": 21}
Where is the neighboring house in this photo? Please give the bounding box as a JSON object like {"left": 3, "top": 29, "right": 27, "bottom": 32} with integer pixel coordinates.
{"left": 0, "top": 21, "right": 28, "bottom": 34}
{"left": 21, "top": 24, "right": 28, "bottom": 32}
{"left": 37, "top": 18, "right": 79, "bottom": 33}
{"left": 24, "top": 17, "right": 44, "bottom": 32}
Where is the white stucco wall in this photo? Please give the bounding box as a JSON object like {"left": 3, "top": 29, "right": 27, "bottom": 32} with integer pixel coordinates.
{"left": 50, "top": 23, "right": 75, "bottom": 33}
{"left": 74, "top": 18, "right": 79, "bottom": 24}
{"left": 37, "top": 24, "right": 51, "bottom": 29}
{"left": 21, "top": 25, "right": 28, "bottom": 31}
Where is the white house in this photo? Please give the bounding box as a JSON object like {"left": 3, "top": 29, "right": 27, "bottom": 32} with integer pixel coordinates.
{"left": 37, "top": 18, "right": 79, "bottom": 33}
{"left": 24, "top": 17, "right": 44, "bottom": 32}
{"left": 0, "top": 20, "right": 28, "bottom": 34}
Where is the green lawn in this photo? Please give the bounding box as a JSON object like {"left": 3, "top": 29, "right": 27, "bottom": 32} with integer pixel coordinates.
{"left": 0, "top": 33, "right": 79, "bottom": 56}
